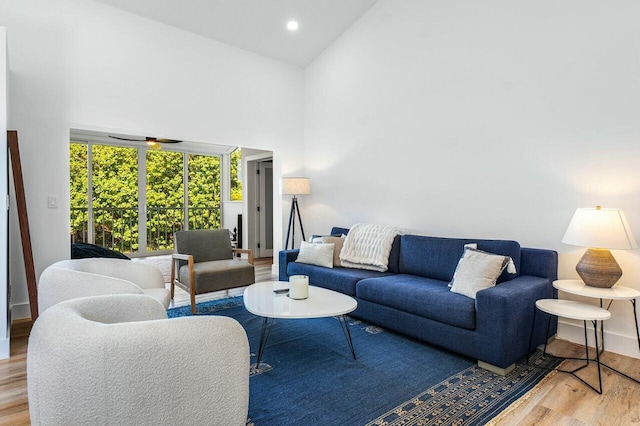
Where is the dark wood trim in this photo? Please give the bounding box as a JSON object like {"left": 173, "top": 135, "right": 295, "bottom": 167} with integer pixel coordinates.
{"left": 8, "top": 131, "right": 38, "bottom": 321}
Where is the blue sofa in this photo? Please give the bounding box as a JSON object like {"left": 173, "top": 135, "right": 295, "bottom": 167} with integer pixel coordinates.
{"left": 279, "top": 227, "right": 558, "bottom": 372}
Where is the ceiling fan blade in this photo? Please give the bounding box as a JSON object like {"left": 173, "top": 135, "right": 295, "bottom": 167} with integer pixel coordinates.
{"left": 108, "top": 135, "right": 145, "bottom": 142}
{"left": 109, "top": 135, "right": 182, "bottom": 144}
{"left": 150, "top": 137, "right": 182, "bottom": 144}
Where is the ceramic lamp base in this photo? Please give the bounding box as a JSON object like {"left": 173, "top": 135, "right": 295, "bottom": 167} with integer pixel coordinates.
{"left": 576, "top": 248, "right": 622, "bottom": 288}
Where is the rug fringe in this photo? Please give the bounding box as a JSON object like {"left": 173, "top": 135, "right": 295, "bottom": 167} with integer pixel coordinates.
{"left": 485, "top": 369, "right": 558, "bottom": 425}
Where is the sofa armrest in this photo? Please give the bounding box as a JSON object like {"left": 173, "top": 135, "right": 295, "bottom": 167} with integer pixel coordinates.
{"left": 278, "top": 249, "right": 300, "bottom": 281}
{"left": 520, "top": 247, "right": 558, "bottom": 281}
{"left": 474, "top": 275, "right": 556, "bottom": 367}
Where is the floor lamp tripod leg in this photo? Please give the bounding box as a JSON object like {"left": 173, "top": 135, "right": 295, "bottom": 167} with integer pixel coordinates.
{"left": 285, "top": 197, "right": 296, "bottom": 250}
{"left": 294, "top": 198, "right": 306, "bottom": 243}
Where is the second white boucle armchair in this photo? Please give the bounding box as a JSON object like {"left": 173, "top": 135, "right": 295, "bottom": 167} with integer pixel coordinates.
{"left": 38, "top": 258, "right": 171, "bottom": 313}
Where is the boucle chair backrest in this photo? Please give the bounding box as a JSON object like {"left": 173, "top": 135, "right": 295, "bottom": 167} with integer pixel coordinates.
{"left": 38, "top": 267, "right": 145, "bottom": 314}
{"left": 37, "top": 258, "right": 169, "bottom": 314}
{"left": 28, "top": 294, "right": 250, "bottom": 426}
{"left": 174, "top": 229, "right": 233, "bottom": 262}
{"left": 53, "top": 258, "right": 165, "bottom": 289}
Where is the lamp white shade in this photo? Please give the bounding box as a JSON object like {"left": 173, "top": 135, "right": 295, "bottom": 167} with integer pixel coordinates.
{"left": 562, "top": 207, "right": 637, "bottom": 250}
{"left": 282, "top": 177, "right": 310, "bottom": 195}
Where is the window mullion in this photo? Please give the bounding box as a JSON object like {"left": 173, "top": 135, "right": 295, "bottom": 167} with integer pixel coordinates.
{"left": 138, "top": 147, "right": 147, "bottom": 254}
{"left": 87, "top": 143, "right": 94, "bottom": 244}
{"left": 183, "top": 152, "right": 189, "bottom": 231}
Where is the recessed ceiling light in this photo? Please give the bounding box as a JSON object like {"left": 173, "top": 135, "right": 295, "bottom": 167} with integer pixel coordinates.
{"left": 287, "top": 21, "right": 299, "bottom": 31}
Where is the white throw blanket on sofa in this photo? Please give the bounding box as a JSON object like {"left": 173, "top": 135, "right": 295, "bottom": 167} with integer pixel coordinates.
{"left": 340, "top": 223, "right": 401, "bottom": 272}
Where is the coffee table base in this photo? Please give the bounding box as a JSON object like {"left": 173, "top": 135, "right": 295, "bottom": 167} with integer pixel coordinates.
{"left": 252, "top": 314, "right": 357, "bottom": 372}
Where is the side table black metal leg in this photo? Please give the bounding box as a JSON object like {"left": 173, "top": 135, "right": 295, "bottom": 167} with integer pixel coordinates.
{"left": 252, "top": 317, "right": 273, "bottom": 373}
{"left": 632, "top": 299, "right": 640, "bottom": 354}
{"left": 583, "top": 320, "right": 589, "bottom": 365}
{"left": 555, "top": 319, "right": 602, "bottom": 394}
{"left": 598, "top": 298, "right": 605, "bottom": 354}
{"left": 338, "top": 315, "right": 356, "bottom": 359}
{"left": 596, "top": 301, "right": 640, "bottom": 385}
{"left": 592, "top": 320, "right": 603, "bottom": 394}
{"left": 526, "top": 307, "right": 538, "bottom": 365}
{"left": 542, "top": 309, "right": 552, "bottom": 355}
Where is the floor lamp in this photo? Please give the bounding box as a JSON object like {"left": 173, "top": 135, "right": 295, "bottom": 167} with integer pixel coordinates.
{"left": 282, "top": 177, "right": 310, "bottom": 249}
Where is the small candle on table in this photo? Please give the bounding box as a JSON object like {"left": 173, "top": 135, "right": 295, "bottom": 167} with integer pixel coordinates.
{"left": 289, "top": 275, "right": 309, "bottom": 299}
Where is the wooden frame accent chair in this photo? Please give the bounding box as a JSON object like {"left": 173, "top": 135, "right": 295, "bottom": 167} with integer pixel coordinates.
{"left": 171, "top": 229, "right": 255, "bottom": 314}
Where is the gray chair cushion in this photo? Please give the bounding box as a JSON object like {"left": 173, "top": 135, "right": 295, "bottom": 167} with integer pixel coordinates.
{"left": 179, "top": 260, "right": 255, "bottom": 294}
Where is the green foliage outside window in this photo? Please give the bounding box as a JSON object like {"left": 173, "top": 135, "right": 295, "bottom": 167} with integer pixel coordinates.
{"left": 230, "top": 148, "right": 242, "bottom": 201}
{"left": 146, "top": 150, "right": 184, "bottom": 251}
{"left": 188, "top": 154, "right": 221, "bottom": 231}
{"left": 92, "top": 144, "right": 139, "bottom": 252}
{"left": 69, "top": 143, "right": 88, "bottom": 244}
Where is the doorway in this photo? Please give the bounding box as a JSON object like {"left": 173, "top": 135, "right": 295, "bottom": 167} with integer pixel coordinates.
{"left": 246, "top": 155, "right": 273, "bottom": 258}
{"left": 256, "top": 161, "right": 273, "bottom": 257}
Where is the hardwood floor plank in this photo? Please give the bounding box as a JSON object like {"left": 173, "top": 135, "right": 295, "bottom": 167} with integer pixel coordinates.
{"left": 491, "top": 339, "right": 640, "bottom": 426}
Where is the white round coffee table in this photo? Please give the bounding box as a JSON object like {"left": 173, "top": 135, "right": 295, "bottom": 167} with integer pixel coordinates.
{"left": 243, "top": 281, "right": 357, "bottom": 372}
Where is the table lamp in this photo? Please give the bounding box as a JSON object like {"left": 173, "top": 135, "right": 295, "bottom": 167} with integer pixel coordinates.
{"left": 562, "top": 206, "right": 637, "bottom": 287}
{"left": 282, "top": 177, "right": 310, "bottom": 249}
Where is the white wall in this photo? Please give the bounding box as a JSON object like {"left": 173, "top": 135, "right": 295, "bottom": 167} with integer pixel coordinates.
{"left": 303, "top": 0, "right": 640, "bottom": 357}
{"left": 0, "top": 0, "right": 303, "bottom": 319}
{"left": 0, "top": 27, "right": 9, "bottom": 358}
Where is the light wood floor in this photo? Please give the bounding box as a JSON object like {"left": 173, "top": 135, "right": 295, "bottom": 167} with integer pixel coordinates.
{"left": 1, "top": 259, "right": 638, "bottom": 426}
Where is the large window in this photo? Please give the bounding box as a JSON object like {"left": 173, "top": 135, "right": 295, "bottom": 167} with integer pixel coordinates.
{"left": 70, "top": 141, "right": 222, "bottom": 254}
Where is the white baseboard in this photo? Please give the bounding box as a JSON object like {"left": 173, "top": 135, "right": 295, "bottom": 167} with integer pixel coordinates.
{"left": 11, "top": 302, "right": 31, "bottom": 320}
{"left": 0, "top": 337, "right": 8, "bottom": 360}
{"left": 558, "top": 319, "right": 640, "bottom": 359}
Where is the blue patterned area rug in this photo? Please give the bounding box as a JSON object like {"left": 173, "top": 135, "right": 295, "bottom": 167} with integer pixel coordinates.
{"left": 168, "top": 297, "right": 559, "bottom": 426}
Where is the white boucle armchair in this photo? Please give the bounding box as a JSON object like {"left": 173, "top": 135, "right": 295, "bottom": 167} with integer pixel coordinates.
{"left": 27, "top": 294, "right": 250, "bottom": 426}
{"left": 38, "top": 258, "right": 171, "bottom": 313}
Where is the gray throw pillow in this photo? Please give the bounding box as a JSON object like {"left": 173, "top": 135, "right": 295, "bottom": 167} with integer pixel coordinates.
{"left": 449, "top": 247, "right": 513, "bottom": 299}
{"left": 311, "top": 235, "right": 345, "bottom": 267}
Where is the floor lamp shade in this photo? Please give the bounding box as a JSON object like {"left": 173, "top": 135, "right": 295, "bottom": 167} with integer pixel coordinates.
{"left": 562, "top": 207, "right": 637, "bottom": 287}
{"left": 282, "top": 177, "right": 310, "bottom": 249}
{"left": 282, "top": 178, "right": 310, "bottom": 196}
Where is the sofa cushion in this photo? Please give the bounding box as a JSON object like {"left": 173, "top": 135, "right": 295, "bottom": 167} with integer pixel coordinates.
{"left": 287, "top": 262, "right": 394, "bottom": 296}
{"left": 356, "top": 274, "right": 476, "bottom": 330}
{"left": 398, "top": 236, "right": 521, "bottom": 283}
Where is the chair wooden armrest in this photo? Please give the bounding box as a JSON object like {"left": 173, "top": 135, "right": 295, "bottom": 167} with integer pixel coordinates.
{"left": 233, "top": 249, "right": 254, "bottom": 265}
{"left": 170, "top": 254, "right": 195, "bottom": 310}
{"left": 171, "top": 253, "right": 193, "bottom": 261}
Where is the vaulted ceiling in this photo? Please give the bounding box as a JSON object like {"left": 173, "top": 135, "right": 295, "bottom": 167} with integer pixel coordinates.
{"left": 92, "top": 0, "right": 378, "bottom": 67}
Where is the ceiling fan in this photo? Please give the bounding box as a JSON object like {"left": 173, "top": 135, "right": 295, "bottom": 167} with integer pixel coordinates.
{"left": 108, "top": 135, "right": 182, "bottom": 150}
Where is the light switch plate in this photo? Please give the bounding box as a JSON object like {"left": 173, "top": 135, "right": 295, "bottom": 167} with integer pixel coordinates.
{"left": 47, "top": 196, "right": 58, "bottom": 209}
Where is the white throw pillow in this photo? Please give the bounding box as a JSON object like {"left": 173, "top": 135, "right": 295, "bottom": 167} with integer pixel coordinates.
{"left": 296, "top": 241, "right": 335, "bottom": 268}
{"left": 448, "top": 243, "right": 477, "bottom": 287}
{"left": 311, "top": 235, "right": 346, "bottom": 267}
{"left": 450, "top": 248, "right": 512, "bottom": 299}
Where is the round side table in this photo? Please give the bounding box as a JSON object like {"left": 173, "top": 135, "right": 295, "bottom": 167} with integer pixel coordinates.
{"left": 553, "top": 279, "right": 640, "bottom": 385}
{"left": 530, "top": 299, "right": 610, "bottom": 394}
{"left": 553, "top": 279, "right": 640, "bottom": 354}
